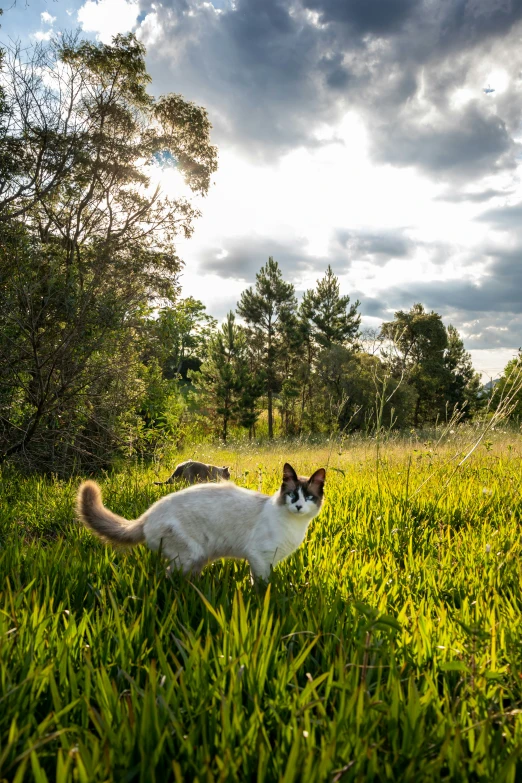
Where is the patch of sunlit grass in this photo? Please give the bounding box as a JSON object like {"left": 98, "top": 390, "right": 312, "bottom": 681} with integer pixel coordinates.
{"left": 1, "top": 431, "right": 522, "bottom": 780}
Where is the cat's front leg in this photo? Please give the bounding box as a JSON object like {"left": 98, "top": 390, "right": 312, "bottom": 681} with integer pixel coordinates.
{"left": 248, "top": 556, "right": 272, "bottom": 588}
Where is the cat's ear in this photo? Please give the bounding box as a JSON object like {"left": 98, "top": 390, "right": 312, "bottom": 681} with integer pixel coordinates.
{"left": 282, "top": 463, "right": 298, "bottom": 485}
{"left": 308, "top": 468, "right": 326, "bottom": 496}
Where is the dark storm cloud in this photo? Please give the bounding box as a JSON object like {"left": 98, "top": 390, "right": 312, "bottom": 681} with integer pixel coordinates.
{"left": 140, "top": 0, "right": 332, "bottom": 155}
{"left": 139, "top": 0, "right": 522, "bottom": 177}
{"left": 373, "top": 105, "right": 517, "bottom": 178}
{"left": 357, "top": 295, "right": 390, "bottom": 319}
{"left": 302, "top": 0, "right": 418, "bottom": 33}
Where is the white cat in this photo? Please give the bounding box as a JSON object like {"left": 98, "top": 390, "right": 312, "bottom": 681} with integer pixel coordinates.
{"left": 77, "top": 463, "right": 326, "bottom": 581}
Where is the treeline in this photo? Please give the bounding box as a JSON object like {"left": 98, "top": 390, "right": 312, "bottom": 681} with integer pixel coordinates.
{"left": 0, "top": 32, "right": 505, "bottom": 475}
{"left": 187, "top": 260, "right": 481, "bottom": 441}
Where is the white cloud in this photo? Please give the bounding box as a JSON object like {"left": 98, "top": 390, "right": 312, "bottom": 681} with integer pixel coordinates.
{"left": 32, "top": 30, "right": 53, "bottom": 41}
{"left": 137, "top": 11, "right": 162, "bottom": 46}
{"left": 41, "top": 11, "right": 56, "bottom": 25}
{"left": 78, "top": 0, "right": 140, "bottom": 44}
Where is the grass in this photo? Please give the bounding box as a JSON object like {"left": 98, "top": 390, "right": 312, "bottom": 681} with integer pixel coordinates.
{"left": 1, "top": 429, "right": 522, "bottom": 781}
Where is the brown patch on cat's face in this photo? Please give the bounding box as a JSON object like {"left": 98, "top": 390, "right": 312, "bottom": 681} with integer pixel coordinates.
{"left": 277, "top": 463, "right": 326, "bottom": 513}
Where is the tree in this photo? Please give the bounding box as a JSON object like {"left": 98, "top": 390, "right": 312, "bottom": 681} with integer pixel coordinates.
{"left": 298, "top": 266, "right": 361, "bottom": 433}
{"left": 444, "top": 324, "right": 481, "bottom": 418}
{"left": 146, "top": 298, "right": 216, "bottom": 381}
{"left": 493, "top": 351, "right": 522, "bottom": 419}
{"left": 0, "top": 33, "right": 217, "bottom": 471}
{"left": 315, "top": 349, "right": 417, "bottom": 432}
{"left": 192, "top": 312, "right": 263, "bottom": 442}
{"left": 237, "top": 257, "right": 296, "bottom": 439}
{"left": 301, "top": 265, "right": 361, "bottom": 349}
{"left": 380, "top": 303, "right": 449, "bottom": 426}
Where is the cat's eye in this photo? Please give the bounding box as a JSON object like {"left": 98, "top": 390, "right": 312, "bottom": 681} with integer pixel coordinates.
{"left": 305, "top": 494, "right": 315, "bottom": 501}
{"left": 290, "top": 491, "right": 299, "bottom": 502}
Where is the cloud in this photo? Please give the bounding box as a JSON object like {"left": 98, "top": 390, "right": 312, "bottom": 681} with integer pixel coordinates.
{"left": 303, "top": 0, "right": 418, "bottom": 32}
{"left": 335, "top": 229, "right": 414, "bottom": 262}
{"left": 197, "top": 235, "right": 325, "bottom": 282}
{"left": 477, "top": 202, "right": 522, "bottom": 230}
{"left": 136, "top": 0, "right": 522, "bottom": 181}
{"left": 437, "top": 188, "right": 514, "bottom": 203}
{"left": 372, "top": 104, "right": 518, "bottom": 179}
{"left": 32, "top": 30, "right": 54, "bottom": 41}
{"left": 354, "top": 241, "right": 522, "bottom": 348}
{"left": 41, "top": 11, "right": 57, "bottom": 24}
{"left": 78, "top": 0, "right": 140, "bottom": 43}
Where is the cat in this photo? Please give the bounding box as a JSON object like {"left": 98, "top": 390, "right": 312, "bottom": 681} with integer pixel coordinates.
{"left": 155, "top": 460, "right": 231, "bottom": 486}
{"left": 77, "top": 463, "right": 326, "bottom": 582}
{"left": 154, "top": 460, "right": 231, "bottom": 486}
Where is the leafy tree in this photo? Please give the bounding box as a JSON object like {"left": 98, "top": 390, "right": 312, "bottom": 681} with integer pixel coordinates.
{"left": 237, "top": 257, "right": 297, "bottom": 439}
{"left": 380, "top": 303, "right": 449, "bottom": 426}
{"left": 146, "top": 298, "right": 216, "bottom": 381}
{"left": 0, "top": 33, "right": 217, "bottom": 471}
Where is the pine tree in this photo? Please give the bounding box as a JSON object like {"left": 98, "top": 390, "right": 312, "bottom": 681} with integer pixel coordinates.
{"left": 444, "top": 324, "right": 481, "bottom": 418}
{"left": 301, "top": 265, "right": 361, "bottom": 350}
{"left": 299, "top": 266, "right": 361, "bottom": 432}
{"left": 192, "top": 312, "right": 264, "bottom": 442}
{"left": 237, "top": 257, "right": 296, "bottom": 439}
{"left": 191, "top": 313, "right": 241, "bottom": 442}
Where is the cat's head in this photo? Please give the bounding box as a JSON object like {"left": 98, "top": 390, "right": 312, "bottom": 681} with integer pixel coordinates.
{"left": 278, "top": 463, "right": 325, "bottom": 516}
{"left": 219, "top": 466, "right": 231, "bottom": 479}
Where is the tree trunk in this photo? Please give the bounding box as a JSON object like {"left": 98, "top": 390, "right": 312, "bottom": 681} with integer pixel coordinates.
{"left": 268, "top": 388, "right": 273, "bottom": 439}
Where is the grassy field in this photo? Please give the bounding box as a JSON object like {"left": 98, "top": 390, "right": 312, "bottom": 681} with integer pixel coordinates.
{"left": 1, "top": 429, "right": 522, "bottom": 781}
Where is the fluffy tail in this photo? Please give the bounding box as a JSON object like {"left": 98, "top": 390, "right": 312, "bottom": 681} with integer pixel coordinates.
{"left": 76, "top": 481, "right": 145, "bottom": 546}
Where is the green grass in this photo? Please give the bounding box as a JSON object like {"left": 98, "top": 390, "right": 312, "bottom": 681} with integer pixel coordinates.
{"left": 2, "top": 431, "right": 522, "bottom": 781}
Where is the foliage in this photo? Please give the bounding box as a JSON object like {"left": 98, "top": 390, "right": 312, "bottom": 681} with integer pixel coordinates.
{"left": 145, "top": 298, "right": 217, "bottom": 381}
{"left": 380, "top": 304, "right": 480, "bottom": 427}
{"left": 2, "top": 435, "right": 522, "bottom": 780}
{"left": 190, "top": 312, "right": 264, "bottom": 442}
{"left": 444, "top": 324, "right": 482, "bottom": 419}
{"left": 301, "top": 264, "right": 361, "bottom": 350}
{"left": 0, "top": 33, "right": 217, "bottom": 472}
{"left": 237, "top": 257, "right": 297, "bottom": 439}
{"left": 493, "top": 351, "right": 522, "bottom": 418}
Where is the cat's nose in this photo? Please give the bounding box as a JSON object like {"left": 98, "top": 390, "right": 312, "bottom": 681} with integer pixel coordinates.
{"left": 295, "top": 504, "right": 302, "bottom": 512}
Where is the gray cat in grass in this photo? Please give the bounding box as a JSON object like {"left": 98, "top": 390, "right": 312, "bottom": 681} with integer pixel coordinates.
{"left": 154, "top": 460, "right": 231, "bottom": 486}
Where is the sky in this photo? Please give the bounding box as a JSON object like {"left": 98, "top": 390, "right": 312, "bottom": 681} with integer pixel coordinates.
{"left": 3, "top": 0, "right": 522, "bottom": 380}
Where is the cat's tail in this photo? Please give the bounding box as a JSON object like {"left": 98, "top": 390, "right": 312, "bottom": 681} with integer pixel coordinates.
{"left": 76, "top": 481, "right": 145, "bottom": 546}
{"left": 154, "top": 466, "right": 183, "bottom": 485}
